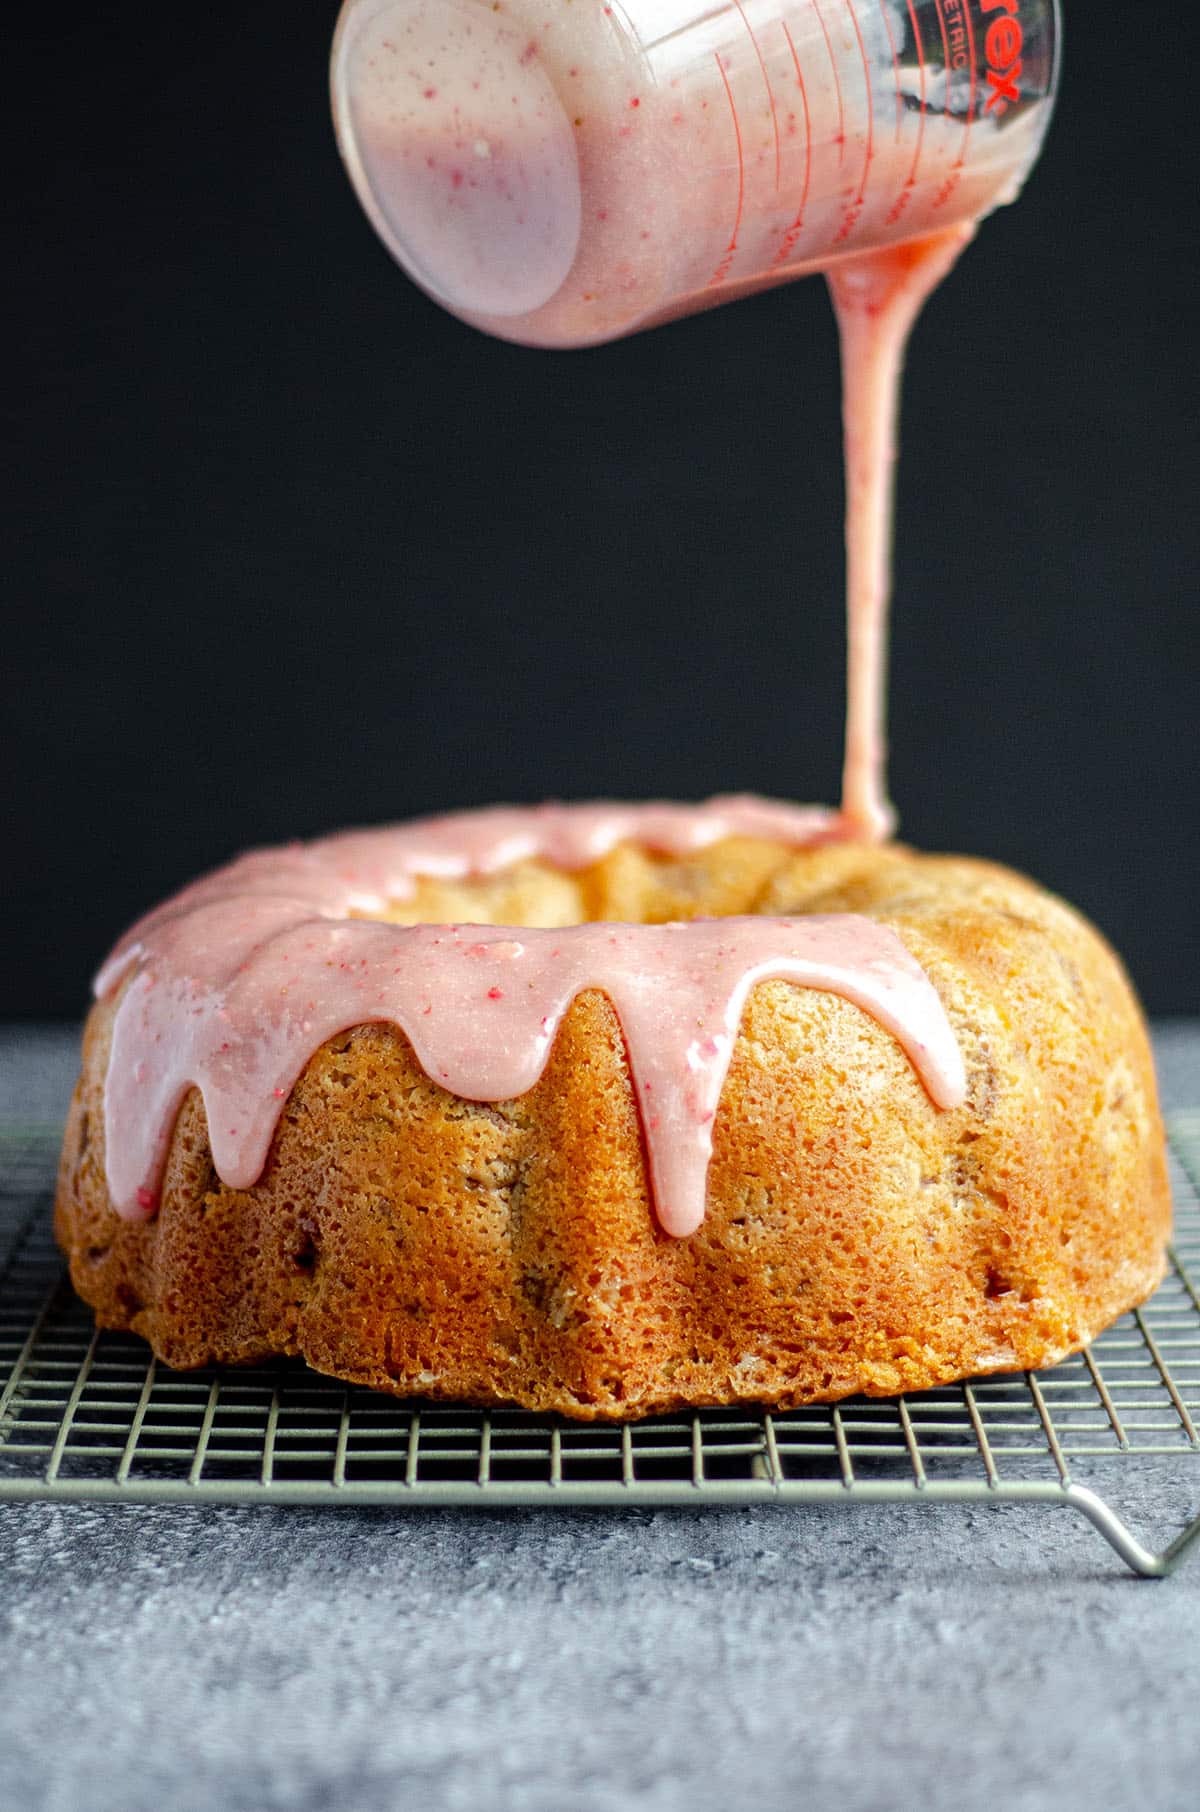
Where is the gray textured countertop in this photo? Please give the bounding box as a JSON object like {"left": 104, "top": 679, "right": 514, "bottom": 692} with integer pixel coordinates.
{"left": 3, "top": 1024, "right": 1199, "bottom": 1812}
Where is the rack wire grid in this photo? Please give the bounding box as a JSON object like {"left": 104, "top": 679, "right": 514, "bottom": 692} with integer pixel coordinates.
{"left": 3, "top": 1118, "right": 1200, "bottom": 1577}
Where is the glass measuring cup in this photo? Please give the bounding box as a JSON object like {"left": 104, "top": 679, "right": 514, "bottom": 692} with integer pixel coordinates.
{"left": 331, "top": 0, "right": 1060, "bottom": 349}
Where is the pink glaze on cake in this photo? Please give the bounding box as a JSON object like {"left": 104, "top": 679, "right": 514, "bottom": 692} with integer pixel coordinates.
{"left": 98, "top": 796, "right": 850, "bottom": 992}
{"left": 96, "top": 798, "right": 966, "bottom": 1237}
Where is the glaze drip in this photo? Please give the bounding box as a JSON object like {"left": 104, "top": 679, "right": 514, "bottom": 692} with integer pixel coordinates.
{"left": 97, "top": 802, "right": 966, "bottom": 1235}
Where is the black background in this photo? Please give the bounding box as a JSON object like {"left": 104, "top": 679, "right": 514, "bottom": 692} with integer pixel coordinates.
{"left": 7, "top": 1, "right": 1197, "bottom": 1019}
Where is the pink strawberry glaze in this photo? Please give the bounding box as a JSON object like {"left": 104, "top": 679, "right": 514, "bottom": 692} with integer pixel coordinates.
{"left": 829, "top": 225, "right": 976, "bottom": 839}
{"left": 96, "top": 798, "right": 966, "bottom": 1237}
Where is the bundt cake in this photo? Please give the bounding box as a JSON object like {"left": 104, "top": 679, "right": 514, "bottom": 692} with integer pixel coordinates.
{"left": 55, "top": 799, "right": 1170, "bottom": 1418}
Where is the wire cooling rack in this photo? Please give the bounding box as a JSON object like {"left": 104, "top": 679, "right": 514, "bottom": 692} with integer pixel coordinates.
{"left": 3, "top": 1120, "right": 1200, "bottom": 1577}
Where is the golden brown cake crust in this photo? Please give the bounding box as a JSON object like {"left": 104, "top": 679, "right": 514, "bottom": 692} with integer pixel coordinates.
{"left": 55, "top": 841, "right": 1171, "bottom": 1418}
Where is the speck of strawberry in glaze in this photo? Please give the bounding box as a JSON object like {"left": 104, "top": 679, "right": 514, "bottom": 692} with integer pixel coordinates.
{"left": 487, "top": 987, "right": 504, "bottom": 1000}
{"left": 136, "top": 1187, "right": 157, "bottom": 1212}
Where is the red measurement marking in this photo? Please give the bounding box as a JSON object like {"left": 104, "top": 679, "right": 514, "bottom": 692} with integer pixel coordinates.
{"left": 708, "top": 54, "right": 745, "bottom": 287}
{"left": 810, "top": 0, "right": 844, "bottom": 165}
{"left": 772, "top": 20, "right": 813, "bottom": 267}
{"left": 929, "top": 0, "right": 954, "bottom": 115}
{"left": 958, "top": 0, "right": 978, "bottom": 165}
{"left": 932, "top": 168, "right": 961, "bottom": 209}
{"left": 876, "top": 0, "right": 904, "bottom": 143}
{"left": 887, "top": 1, "right": 927, "bottom": 224}
{"left": 933, "top": 0, "right": 977, "bottom": 166}
{"left": 844, "top": 0, "right": 873, "bottom": 203}
{"left": 831, "top": 0, "right": 873, "bottom": 246}
{"left": 733, "top": 0, "right": 782, "bottom": 190}
{"left": 928, "top": 0, "right": 964, "bottom": 210}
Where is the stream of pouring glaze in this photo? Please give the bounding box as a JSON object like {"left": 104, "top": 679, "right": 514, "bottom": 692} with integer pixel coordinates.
{"left": 97, "top": 799, "right": 967, "bottom": 1235}
{"left": 830, "top": 224, "right": 975, "bottom": 837}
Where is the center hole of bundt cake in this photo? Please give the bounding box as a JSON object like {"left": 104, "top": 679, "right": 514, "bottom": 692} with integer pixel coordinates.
{"left": 350, "top": 839, "right": 851, "bottom": 930}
